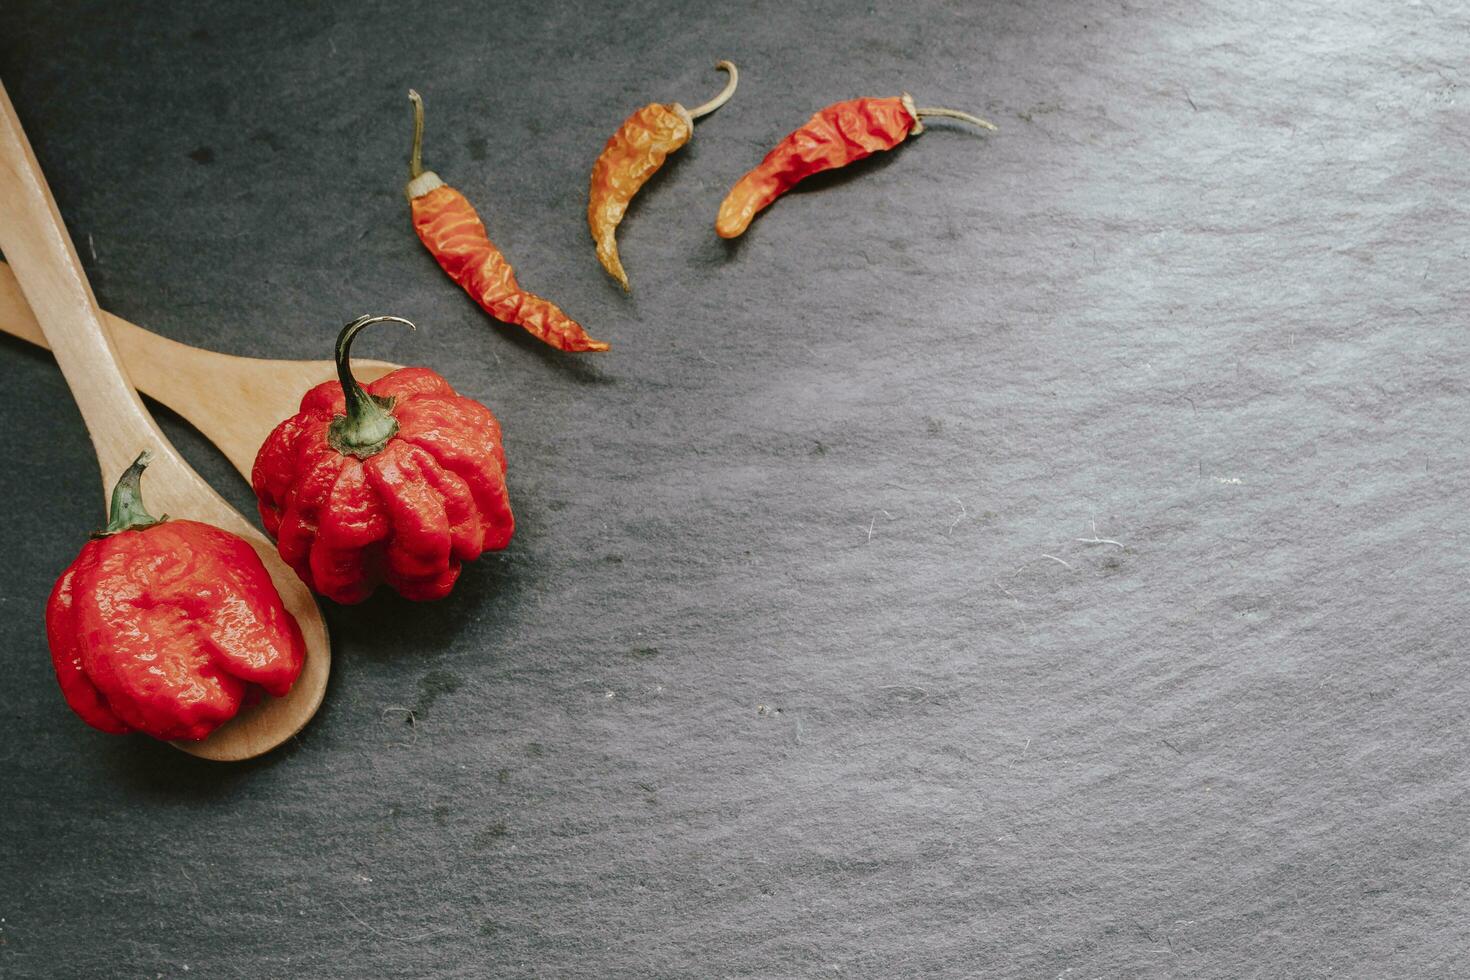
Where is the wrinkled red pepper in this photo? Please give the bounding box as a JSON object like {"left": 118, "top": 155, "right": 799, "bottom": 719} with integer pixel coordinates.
{"left": 716, "top": 94, "right": 996, "bottom": 238}
{"left": 406, "top": 90, "right": 608, "bottom": 353}
{"left": 46, "top": 452, "right": 305, "bottom": 741}
{"left": 252, "top": 315, "right": 514, "bottom": 604}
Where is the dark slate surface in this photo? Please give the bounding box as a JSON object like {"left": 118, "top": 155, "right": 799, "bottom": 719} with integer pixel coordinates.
{"left": 3, "top": 0, "right": 1468, "bottom": 976}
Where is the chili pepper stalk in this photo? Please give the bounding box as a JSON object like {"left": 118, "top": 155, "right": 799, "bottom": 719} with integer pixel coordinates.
{"left": 95, "top": 450, "right": 165, "bottom": 536}
{"left": 588, "top": 60, "right": 738, "bottom": 291}
{"left": 715, "top": 93, "right": 996, "bottom": 239}
{"left": 405, "top": 90, "right": 608, "bottom": 353}
{"left": 327, "top": 314, "right": 414, "bottom": 458}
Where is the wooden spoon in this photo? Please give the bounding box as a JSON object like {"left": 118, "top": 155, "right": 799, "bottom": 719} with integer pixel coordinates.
{"left": 0, "top": 260, "right": 400, "bottom": 480}
{"left": 0, "top": 81, "right": 340, "bottom": 761}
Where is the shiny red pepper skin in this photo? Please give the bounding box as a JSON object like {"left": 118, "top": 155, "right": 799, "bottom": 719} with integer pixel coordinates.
{"left": 252, "top": 319, "right": 513, "bottom": 604}
{"left": 46, "top": 460, "right": 305, "bottom": 741}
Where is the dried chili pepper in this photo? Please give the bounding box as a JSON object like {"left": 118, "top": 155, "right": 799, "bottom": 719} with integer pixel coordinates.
{"left": 46, "top": 451, "right": 305, "bottom": 741}
{"left": 715, "top": 94, "right": 996, "bottom": 239}
{"left": 588, "top": 60, "right": 738, "bottom": 291}
{"left": 406, "top": 90, "right": 608, "bottom": 353}
{"left": 252, "top": 315, "right": 514, "bottom": 604}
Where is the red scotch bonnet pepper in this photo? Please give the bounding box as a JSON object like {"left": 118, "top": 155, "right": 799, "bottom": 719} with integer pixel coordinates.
{"left": 252, "top": 315, "right": 514, "bottom": 604}
{"left": 46, "top": 451, "right": 305, "bottom": 741}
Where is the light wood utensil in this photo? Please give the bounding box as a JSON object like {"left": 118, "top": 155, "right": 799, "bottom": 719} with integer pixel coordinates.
{"left": 0, "top": 260, "right": 400, "bottom": 480}
{"left": 0, "top": 80, "right": 346, "bottom": 761}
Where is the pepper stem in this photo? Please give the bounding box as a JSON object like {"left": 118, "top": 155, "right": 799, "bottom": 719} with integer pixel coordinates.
{"left": 913, "top": 105, "right": 998, "bottom": 131}
{"left": 99, "top": 451, "right": 164, "bottom": 536}
{"left": 327, "top": 315, "right": 416, "bottom": 459}
{"left": 687, "top": 61, "right": 739, "bottom": 120}
{"left": 408, "top": 89, "right": 426, "bottom": 179}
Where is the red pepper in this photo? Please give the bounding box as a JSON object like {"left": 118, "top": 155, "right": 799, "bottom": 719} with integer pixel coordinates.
{"left": 46, "top": 452, "right": 305, "bottom": 741}
{"left": 716, "top": 94, "right": 996, "bottom": 238}
{"left": 406, "top": 90, "right": 608, "bottom": 353}
{"left": 252, "top": 315, "right": 514, "bottom": 604}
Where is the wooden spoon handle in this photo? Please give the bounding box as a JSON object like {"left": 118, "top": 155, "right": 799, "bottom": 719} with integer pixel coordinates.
{"left": 0, "top": 257, "right": 404, "bottom": 470}
{"left": 0, "top": 81, "right": 254, "bottom": 538}
{"left": 0, "top": 260, "right": 46, "bottom": 348}
{"left": 0, "top": 80, "right": 167, "bottom": 487}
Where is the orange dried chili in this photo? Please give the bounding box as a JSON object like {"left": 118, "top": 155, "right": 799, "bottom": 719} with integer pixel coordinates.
{"left": 587, "top": 61, "right": 738, "bottom": 291}
{"left": 715, "top": 94, "right": 996, "bottom": 239}
{"left": 405, "top": 90, "right": 608, "bottom": 353}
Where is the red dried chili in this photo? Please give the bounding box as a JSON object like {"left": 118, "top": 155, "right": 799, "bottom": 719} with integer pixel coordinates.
{"left": 716, "top": 94, "right": 996, "bottom": 239}
{"left": 46, "top": 452, "right": 305, "bottom": 741}
{"left": 406, "top": 90, "right": 608, "bottom": 353}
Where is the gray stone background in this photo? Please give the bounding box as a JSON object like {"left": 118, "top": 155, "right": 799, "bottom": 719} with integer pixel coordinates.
{"left": 2, "top": 0, "right": 1468, "bottom": 976}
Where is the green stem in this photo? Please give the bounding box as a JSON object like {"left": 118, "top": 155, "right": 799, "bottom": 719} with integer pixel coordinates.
{"left": 327, "top": 315, "right": 416, "bottom": 459}
{"left": 99, "top": 451, "right": 164, "bottom": 536}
